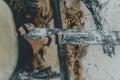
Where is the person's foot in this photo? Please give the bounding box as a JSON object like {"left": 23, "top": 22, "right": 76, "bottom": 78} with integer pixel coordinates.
{"left": 18, "top": 23, "right": 34, "bottom": 36}
{"left": 18, "top": 23, "right": 63, "bottom": 46}
{"left": 44, "top": 32, "right": 63, "bottom": 46}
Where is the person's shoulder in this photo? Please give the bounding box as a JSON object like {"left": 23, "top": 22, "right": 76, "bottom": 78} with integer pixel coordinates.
{"left": 0, "top": 0, "right": 11, "bottom": 12}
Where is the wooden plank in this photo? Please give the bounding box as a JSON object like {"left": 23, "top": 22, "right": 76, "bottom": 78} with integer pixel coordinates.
{"left": 50, "top": 0, "right": 70, "bottom": 80}
{"left": 26, "top": 29, "right": 120, "bottom": 45}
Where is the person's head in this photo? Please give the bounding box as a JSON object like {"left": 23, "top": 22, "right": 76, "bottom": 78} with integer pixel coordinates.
{"left": 0, "top": 1, "right": 18, "bottom": 80}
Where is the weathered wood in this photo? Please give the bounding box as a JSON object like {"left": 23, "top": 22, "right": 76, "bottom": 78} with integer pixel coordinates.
{"left": 82, "top": 0, "right": 104, "bottom": 30}
{"left": 25, "top": 28, "right": 120, "bottom": 45}
{"left": 82, "top": 0, "right": 115, "bottom": 57}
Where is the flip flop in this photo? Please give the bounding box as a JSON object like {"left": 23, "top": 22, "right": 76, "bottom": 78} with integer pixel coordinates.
{"left": 55, "top": 33, "right": 59, "bottom": 44}
{"left": 22, "top": 24, "right": 30, "bottom": 34}
{"left": 17, "top": 24, "right": 32, "bottom": 37}
{"left": 17, "top": 29, "right": 21, "bottom": 37}
{"left": 44, "top": 32, "right": 63, "bottom": 46}
{"left": 43, "top": 36, "right": 52, "bottom": 47}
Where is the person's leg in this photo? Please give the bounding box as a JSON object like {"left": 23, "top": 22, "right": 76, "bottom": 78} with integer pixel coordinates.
{"left": 15, "top": 36, "right": 33, "bottom": 70}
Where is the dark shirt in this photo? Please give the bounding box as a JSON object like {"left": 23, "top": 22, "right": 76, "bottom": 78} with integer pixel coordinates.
{"left": 4, "top": 0, "right": 34, "bottom": 70}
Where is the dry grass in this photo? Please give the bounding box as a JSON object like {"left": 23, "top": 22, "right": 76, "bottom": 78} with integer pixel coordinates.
{"left": 60, "top": 0, "right": 88, "bottom": 80}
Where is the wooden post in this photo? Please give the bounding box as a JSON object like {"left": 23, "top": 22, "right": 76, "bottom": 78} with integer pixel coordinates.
{"left": 50, "top": 0, "right": 70, "bottom": 80}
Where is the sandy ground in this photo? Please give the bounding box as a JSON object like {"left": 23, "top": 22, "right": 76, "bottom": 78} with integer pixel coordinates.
{"left": 44, "top": 45, "right": 60, "bottom": 72}
{"left": 82, "top": 0, "right": 120, "bottom": 80}
{"left": 83, "top": 45, "right": 120, "bottom": 80}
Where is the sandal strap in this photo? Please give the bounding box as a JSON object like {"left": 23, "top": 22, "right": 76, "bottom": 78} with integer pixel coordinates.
{"left": 22, "top": 24, "right": 29, "bottom": 34}
{"left": 17, "top": 29, "right": 21, "bottom": 37}
{"left": 44, "top": 36, "right": 52, "bottom": 47}
{"left": 55, "top": 33, "right": 59, "bottom": 44}
{"left": 62, "top": 34, "right": 64, "bottom": 40}
{"left": 55, "top": 33, "right": 64, "bottom": 44}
